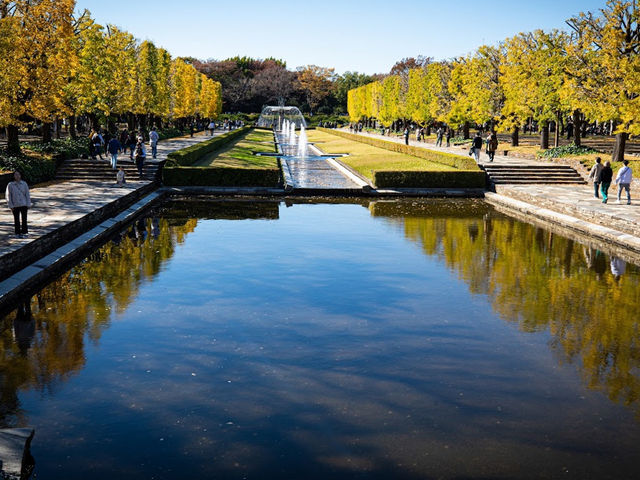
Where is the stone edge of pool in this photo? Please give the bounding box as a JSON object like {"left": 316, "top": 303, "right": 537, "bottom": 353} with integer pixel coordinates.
{"left": 1, "top": 185, "right": 639, "bottom": 316}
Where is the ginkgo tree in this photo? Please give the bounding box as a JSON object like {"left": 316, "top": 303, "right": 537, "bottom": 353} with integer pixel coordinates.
{"left": 0, "top": 1, "right": 222, "bottom": 153}
{"left": 501, "top": 30, "right": 569, "bottom": 149}
{"left": 566, "top": 0, "right": 640, "bottom": 161}
{"left": 0, "top": 0, "right": 76, "bottom": 153}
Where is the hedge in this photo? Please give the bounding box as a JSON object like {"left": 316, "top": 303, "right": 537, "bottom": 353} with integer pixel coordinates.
{"left": 163, "top": 165, "right": 281, "bottom": 187}
{"left": 318, "top": 128, "right": 480, "bottom": 171}
{"left": 373, "top": 170, "right": 487, "bottom": 189}
{"left": 165, "top": 127, "right": 251, "bottom": 166}
{"left": 0, "top": 153, "right": 57, "bottom": 185}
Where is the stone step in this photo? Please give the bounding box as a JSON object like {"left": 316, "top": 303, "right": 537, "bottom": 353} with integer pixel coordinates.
{"left": 483, "top": 166, "right": 576, "bottom": 171}
{"left": 492, "top": 179, "right": 586, "bottom": 184}
{"left": 56, "top": 167, "right": 158, "bottom": 173}
{"left": 489, "top": 172, "right": 584, "bottom": 177}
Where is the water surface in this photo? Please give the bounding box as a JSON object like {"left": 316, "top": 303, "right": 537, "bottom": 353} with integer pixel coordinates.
{"left": 1, "top": 199, "right": 640, "bottom": 479}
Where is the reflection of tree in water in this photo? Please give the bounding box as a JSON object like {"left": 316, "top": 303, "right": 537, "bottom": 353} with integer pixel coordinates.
{"left": 374, "top": 206, "right": 640, "bottom": 416}
{"left": 0, "top": 217, "right": 197, "bottom": 428}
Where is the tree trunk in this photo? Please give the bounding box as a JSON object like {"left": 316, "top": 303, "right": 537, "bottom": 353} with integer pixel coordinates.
{"left": 554, "top": 111, "right": 561, "bottom": 148}
{"left": 88, "top": 113, "right": 99, "bottom": 131}
{"left": 572, "top": 110, "right": 582, "bottom": 147}
{"left": 462, "top": 122, "right": 470, "bottom": 139}
{"left": 56, "top": 118, "right": 62, "bottom": 139}
{"left": 68, "top": 116, "right": 77, "bottom": 139}
{"left": 612, "top": 132, "right": 627, "bottom": 162}
{"left": 540, "top": 123, "right": 549, "bottom": 150}
{"left": 42, "top": 122, "right": 52, "bottom": 143}
{"left": 6, "top": 125, "right": 20, "bottom": 155}
{"left": 511, "top": 126, "right": 519, "bottom": 147}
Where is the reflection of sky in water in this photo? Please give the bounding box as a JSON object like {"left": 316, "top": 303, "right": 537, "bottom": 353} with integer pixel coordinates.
{"left": 2, "top": 200, "right": 640, "bottom": 479}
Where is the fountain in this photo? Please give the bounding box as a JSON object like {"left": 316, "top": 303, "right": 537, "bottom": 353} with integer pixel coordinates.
{"left": 257, "top": 106, "right": 306, "bottom": 129}
{"left": 289, "top": 123, "right": 296, "bottom": 149}
{"left": 297, "top": 125, "right": 308, "bottom": 158}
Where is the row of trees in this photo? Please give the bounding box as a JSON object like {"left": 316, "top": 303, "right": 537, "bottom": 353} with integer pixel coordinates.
{"left": 0, "top": 0, "right": 222, "bottom": 154}
{"left": 348, "top": 0, "right": 640, "bottom": 161}
{"left": 191, "top": 56, "right": 376, "bottom": 115}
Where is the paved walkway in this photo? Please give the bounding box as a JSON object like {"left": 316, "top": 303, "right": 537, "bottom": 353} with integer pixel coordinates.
{"left": 1, "top": 133, "right": 211, "bottom": 259}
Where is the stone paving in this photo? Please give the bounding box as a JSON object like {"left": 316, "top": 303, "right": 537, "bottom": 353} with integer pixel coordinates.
{"left": 0, "top": 133, "right": 211, "bottom": 260}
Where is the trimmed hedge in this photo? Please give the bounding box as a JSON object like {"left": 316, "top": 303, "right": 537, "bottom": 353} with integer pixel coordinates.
{"left": 24, "top": 137, "right": 90, "bottom": 161}
{"left": 318, "top": 127, "right": 480, "bottom": 171}
{"left": 0, "top": 153, "right": 56, "bottom": 185}
{"left": 166, "top": 127, "right": 251, "bottom": 166}
{"left": 373, "top": 171, "right": 487, "bottom": 189}
{"left": 163, "top": 165, "right": 281, "bottom": 187}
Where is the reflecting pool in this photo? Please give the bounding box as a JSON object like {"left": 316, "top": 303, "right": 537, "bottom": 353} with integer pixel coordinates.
{"left": 1, "top": 199, "right": 640, "bottom": 479}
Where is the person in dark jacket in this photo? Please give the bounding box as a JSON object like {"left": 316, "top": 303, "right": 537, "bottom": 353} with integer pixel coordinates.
{"left": 600, "top": 160, "right": 613, "bottom": 204}
{"left": 471, "top": 132, "right": 483, "bottom": 163}
{"left": 107, "top": 136, "right": 121, "bottom": 169}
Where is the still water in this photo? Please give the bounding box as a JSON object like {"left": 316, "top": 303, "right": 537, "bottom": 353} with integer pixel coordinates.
{"left": 1, "top": 199, "right": 640, "bottom": 479}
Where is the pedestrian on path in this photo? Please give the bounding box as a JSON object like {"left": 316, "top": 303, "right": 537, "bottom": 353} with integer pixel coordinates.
{"left": 436, "top": 127, "right": 443, "bottom": 147}
{"left": 5, "top": 171, "right": 32, "bottom": 237}
{"left": 486, "top": 132, "right": 498, "bottom": 162}
{"left": 471, "top": 132, "right": 483, "bottom": 163}
{"left": 446, "top": 128, "right": 452, "bottom": 147}
{"left": 149, "top": 126, "right": 159, "bottom": 159}
{"left": 208, "top": 121, "right": 215, "bottom": 136}
{"left": 120, "top": 129, "right": 129, "bottom": 154}
{"left": 107, "top": 136, "right": 121, "bottom": 169}
{"left": 588, "top": 157, "right": 604, "bottom": 198}
{"left": 126, "top": 132, "right": 136, "bottom": 160}
{"left": 614, "top": 159, "right": 632, "bottom": 205}
{"left": 92, "top": 130, "right": 105, "bottom": 160}
{"left": 600, "top": 161, "right": 613, "bottom": 203}
{"left": 134, "top": 140, "right": 146, "bottom": 178}
{"left": 403, "top": 127, "right": 409, "bottom": 145}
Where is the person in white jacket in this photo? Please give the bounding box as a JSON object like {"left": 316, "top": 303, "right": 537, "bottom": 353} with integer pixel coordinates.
{"left": 614, "top": 160, "right": 633, "bottom": 205}
{"left": 5, "top": 171, "right": 32, "bottom": 237}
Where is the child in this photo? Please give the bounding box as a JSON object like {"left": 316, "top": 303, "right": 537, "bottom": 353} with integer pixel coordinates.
{"left": 116, "top": 166, "right": 126, "bottom": 187}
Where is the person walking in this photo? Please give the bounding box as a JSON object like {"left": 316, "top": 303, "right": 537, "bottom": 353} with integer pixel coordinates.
{"left": 92, "top": 130, "right": 105, "bottom": 160}
{"left": 471, "top": 132, "right": 483, "bottom": 163}
{"left": 614, "top": 159, "right": 632, "bottom": 204}
{"left": 134, "top": 140, "right": 147, "bottom": 178}
{"left": 107, "top": 135, "right": 121, "bottom": 169}
{"left": 126, "top": 132, "right": 136, "bottom": 160}
{"left": 436, "top": 127, "right": 443, "bottom": 147}
{"left": 446, "top": 128, "right": 452, "bottom": 147}
{"left": 588, "top": 157, "right": 604, "bottom": 198}
{"left": 119, "top": 129, "right": 129, "bottom": 154}
{"left": 5, "top": 171, "right": 32, "bottom": 237}
{"left": 600, "top": 160, "right": 613, "bottom": 204}
{"left": 149, "top": 126, "right": 159, "bottom": 159}
{"left": 486, "top": 132, "right": 498, "bottom": 162}
{"left": 403, "top": 127, "right": 410, "bottom": 145}
{"left": 208, "top": 120, "right": 215, "bottom": 136}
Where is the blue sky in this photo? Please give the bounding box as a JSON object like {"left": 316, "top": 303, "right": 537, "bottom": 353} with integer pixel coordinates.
{"left": 75, "top": 0, "right": 605, "bottom": 74}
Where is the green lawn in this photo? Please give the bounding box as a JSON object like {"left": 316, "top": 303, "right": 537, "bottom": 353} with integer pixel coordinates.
{"left": 306, "top": 130, "right": 456, "bottom": 180}
{"left": 193, "top": 129, "right": 278, "bottom": 168}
